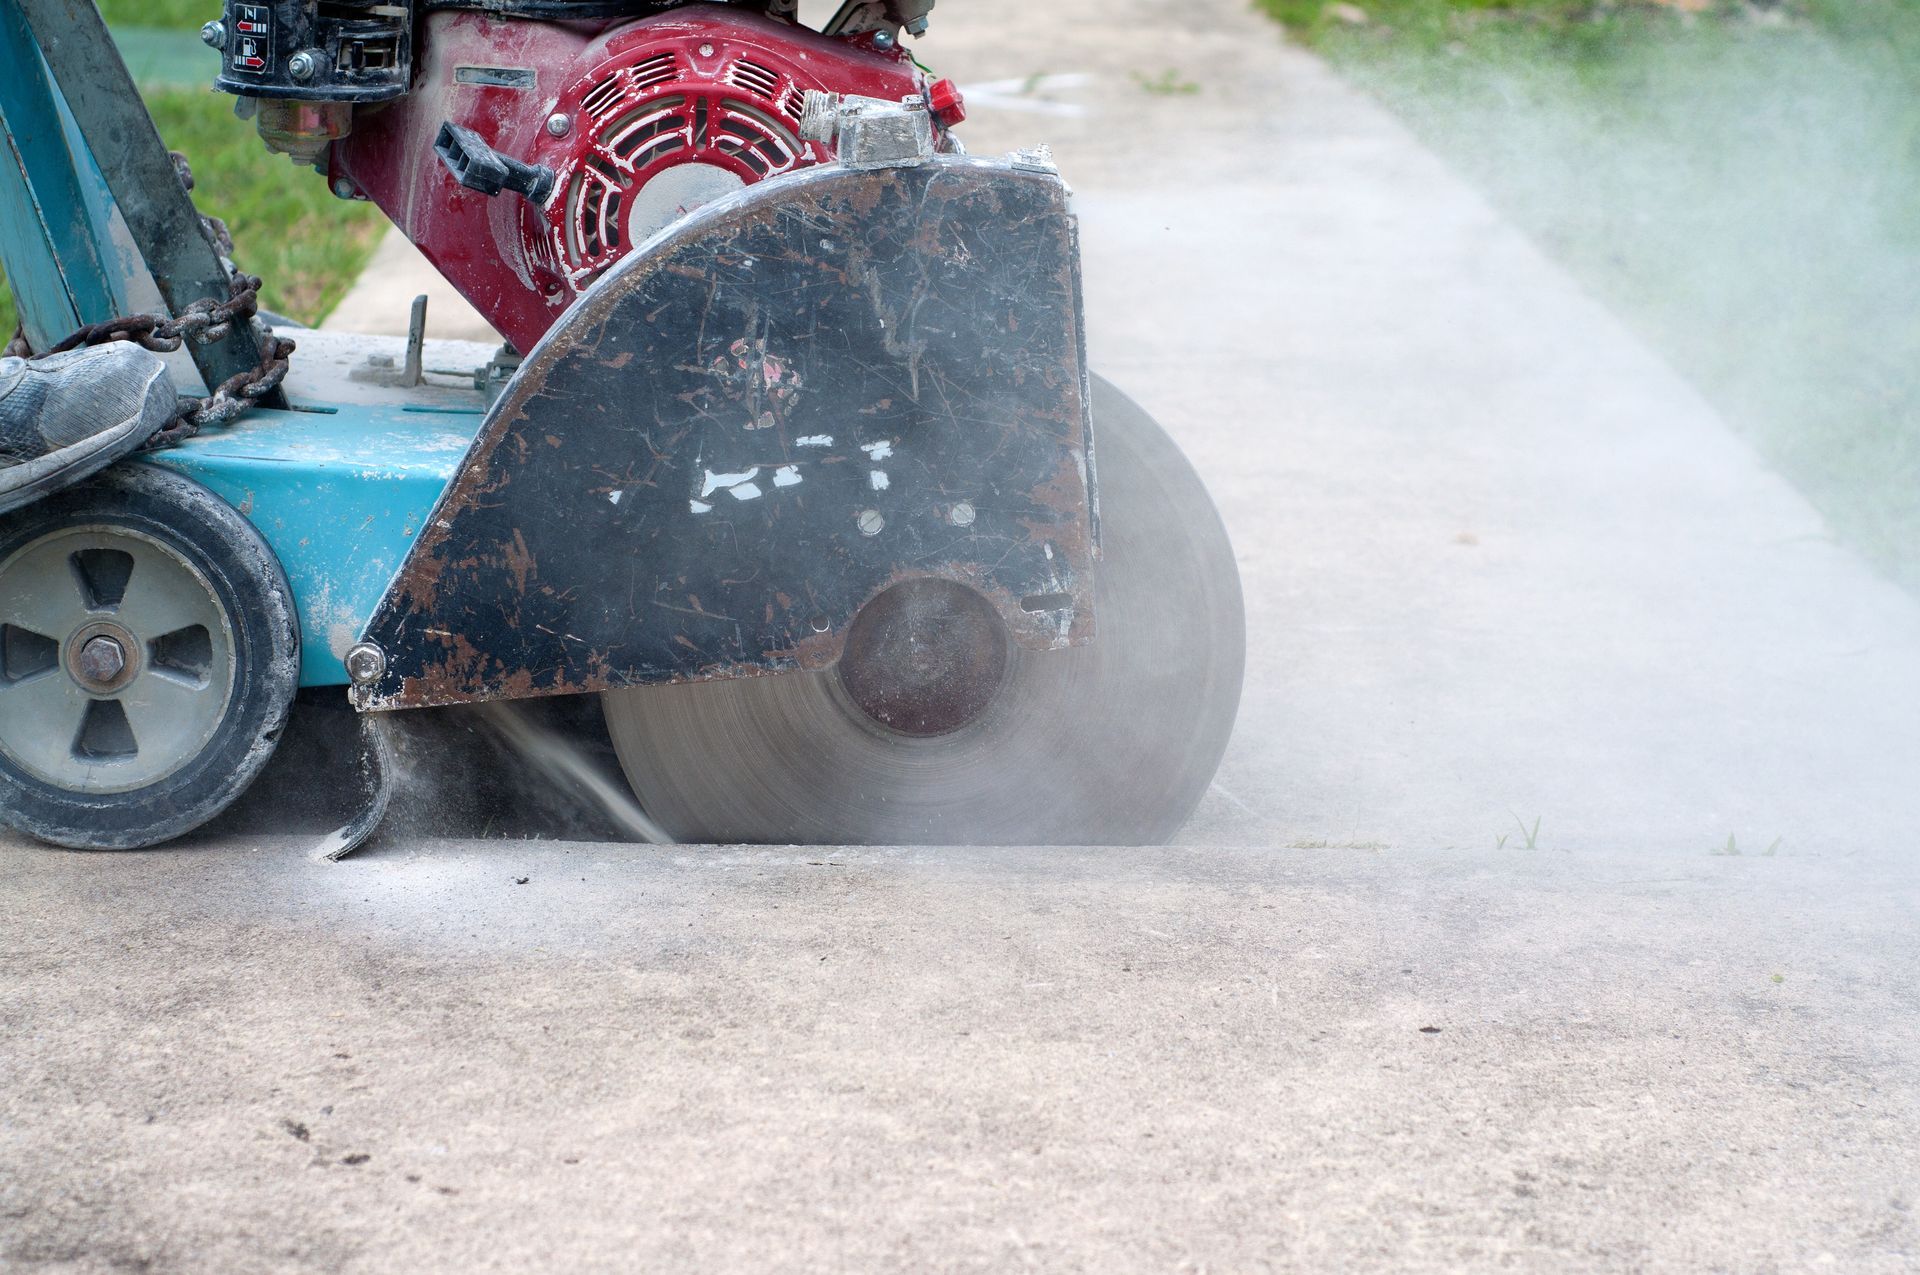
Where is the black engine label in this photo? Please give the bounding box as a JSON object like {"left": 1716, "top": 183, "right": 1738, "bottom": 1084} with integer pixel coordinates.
{"left": 229, "top": 3, "right": 270, "bottom": 75}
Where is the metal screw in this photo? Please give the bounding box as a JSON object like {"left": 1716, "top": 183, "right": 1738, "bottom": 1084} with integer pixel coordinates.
{"left": 344, "top": 642, "right": 387, "bottom": 686}
{"left": 905, "top": 17, "right": 930, "bottom": 35}
{"left": 857, "top": 509, "right": 886, "bottom": 537}
{"left": 872, "top": 30, "right": 896, "bottom": 51}
{"left": 199, "top": 19, "right": 226, "bottom": 49}
{"left": 330, "top": 177, "right": 356, "bottom": 200}
{"left": 949, "top": 501, "right": 975, "bottom": 527}
{"left": 698, "top": 42, "right": 715, "bottom": 56}
{"left": 545, "top": 112, "right": 571, "bottom": 138}
{"left": 77, "top": 636, "right": 126, "bottom": 685}
{"left": 288, "top": 50, "right": 320, "bottom": 81}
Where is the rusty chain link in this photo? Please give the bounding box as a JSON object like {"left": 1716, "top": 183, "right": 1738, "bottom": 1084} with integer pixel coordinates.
{"left": 4, "top": 274, "right": 295, "bottom": 450}
{"left": 2, "top": 153, "right": 294, "bottom": 450}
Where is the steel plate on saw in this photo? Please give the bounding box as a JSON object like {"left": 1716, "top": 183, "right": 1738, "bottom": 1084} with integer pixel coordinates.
{"left": 356, "top": 156, "right": 1096, "bottom": 711}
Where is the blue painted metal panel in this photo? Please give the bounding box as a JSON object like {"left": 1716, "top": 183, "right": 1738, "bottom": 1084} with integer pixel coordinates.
{"left": 0, "top": 0, "right": 128, "bottom": 346}
{"left": 0, "top": 121, "right": 75, "bottom": 342}
{"left": 56, "top": 82, "right": 142, "bottom": 311}
{"left": 140, "top": 403, "right": 481, "bottom": 688}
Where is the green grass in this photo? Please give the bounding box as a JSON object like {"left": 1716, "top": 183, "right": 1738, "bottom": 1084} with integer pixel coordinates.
{"left": 139, "top": 90, "right": 387, "bottom": 322}
{"left": 96, "top": 0, "right": 213, "bottom": 30}
{"left": 1262, "top": 0, "right": 1920, "bottom": 592}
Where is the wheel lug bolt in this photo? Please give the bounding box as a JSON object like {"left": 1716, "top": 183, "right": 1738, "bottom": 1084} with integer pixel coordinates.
{"left": 78, "top": 635, "right": 126, "bottom": 684}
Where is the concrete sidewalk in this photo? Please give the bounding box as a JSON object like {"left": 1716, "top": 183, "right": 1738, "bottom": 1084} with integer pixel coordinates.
{"left": 7, "top": 1, "right": 1919, "bottom": 1270}
{"left": 4, "top": 842, "right": 1915, "bottom": 1272}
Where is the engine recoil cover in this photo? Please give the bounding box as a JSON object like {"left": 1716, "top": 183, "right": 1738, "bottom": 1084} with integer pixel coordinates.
{"left": 331, "top": 6, "right": 923, "bottom": 351}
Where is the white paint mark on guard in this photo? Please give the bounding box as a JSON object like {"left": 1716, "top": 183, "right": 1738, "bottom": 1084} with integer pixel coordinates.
{"left": 861, "top": 440, "right": 895, "bottom": 461}
{"left": 609, "top": 490, "right": 624, "bottom": 505}
{"left": 701, "top": 467, "right": 761, "bottom": 498}
{"left": 690, "top": 499, "right": 713, "bottom": 514}
{"left": 796, "top": 434, "right": 834, "bottom": 448}
{"left": 729, "top": 483, "right": 764, "bottom": 501}
{"left": 870, "top": 470, "right": 890, "bottom": 491}
{"left": 773, "top": 465, "right": 802, "bottom": 488}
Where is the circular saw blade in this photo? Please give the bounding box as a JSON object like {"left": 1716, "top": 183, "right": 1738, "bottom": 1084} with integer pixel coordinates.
{"left": 603, "top": 376, "right": 1246, "bottom": 846}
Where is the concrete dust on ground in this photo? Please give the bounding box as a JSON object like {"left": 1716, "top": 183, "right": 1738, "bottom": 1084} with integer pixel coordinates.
{"left": 5, "top": 844, "right": 1917, "bottom": 1272}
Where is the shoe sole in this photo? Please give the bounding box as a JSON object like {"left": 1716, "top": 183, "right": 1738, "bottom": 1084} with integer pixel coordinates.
{"left": 0, "top": 363, "right": 175, "bottom": 519}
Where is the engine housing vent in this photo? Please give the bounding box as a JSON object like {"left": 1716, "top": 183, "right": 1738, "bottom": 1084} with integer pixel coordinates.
{"left": 530, "top": 35, "right": 857, "bottom": 294}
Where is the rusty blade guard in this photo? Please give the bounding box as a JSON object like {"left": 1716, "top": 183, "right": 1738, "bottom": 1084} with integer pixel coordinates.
{"left": 354, "top": 156, "right": 1097, "bottom": 711}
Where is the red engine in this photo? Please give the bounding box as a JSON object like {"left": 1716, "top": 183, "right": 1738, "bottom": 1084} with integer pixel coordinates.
{"left": 330, "top": 5, "right": 929, "bottom": 352}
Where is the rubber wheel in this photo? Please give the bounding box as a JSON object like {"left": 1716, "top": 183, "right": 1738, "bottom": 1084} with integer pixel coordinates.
{"left": 603, "top": 376, "right": 1245, "bottom": 845}
{"left": 0, "top": 464, "right": 300, "bottom": 849}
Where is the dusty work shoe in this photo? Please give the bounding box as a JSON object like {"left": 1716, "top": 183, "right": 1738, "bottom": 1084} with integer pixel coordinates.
{"left": 0, "top": 344, "right": 177, "bottom": 517}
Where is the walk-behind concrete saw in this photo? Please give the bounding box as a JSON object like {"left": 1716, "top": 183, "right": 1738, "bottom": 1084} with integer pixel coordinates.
{"left": 0, "top": 0, "right": 1244, "bottom": 852}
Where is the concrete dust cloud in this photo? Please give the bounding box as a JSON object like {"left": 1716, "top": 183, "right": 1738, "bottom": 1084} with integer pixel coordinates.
{"left": 1330, "top": 9, "right": 1920, "bottom": 590}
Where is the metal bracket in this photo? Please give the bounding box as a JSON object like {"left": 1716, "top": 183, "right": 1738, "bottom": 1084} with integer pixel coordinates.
{"left": 824, "top": 0, "right": 935, "bottom": 37}
{"left": 315, "top": 711, "right": 394, "bottom": 860}
{"left": 798, "top": 91, "right": 935, "bottom": 169}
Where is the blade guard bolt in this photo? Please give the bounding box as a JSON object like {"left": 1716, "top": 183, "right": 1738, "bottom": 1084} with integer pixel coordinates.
{"left": 948, "top": 501, "right": 975, "bottom": 527}
{"left": 871, "top": 30, "right": 896, "bottom": 51}
{"left": 345, "top": 642, "right": 387, "bottom": 686}
{"left": 200, "top": 19, "right": 226, "bottom": 49}
{"left": 858, "top": 509, "right": 886, "bottom": 536}
{"left": 546, "top": 113, "right": 572, "bottom": 138}
{"left": 288, "top": 50, "right": 320, "bottom": 81}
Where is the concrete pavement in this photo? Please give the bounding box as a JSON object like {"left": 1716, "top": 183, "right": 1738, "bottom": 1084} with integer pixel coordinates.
{"left": 6, "top": 0, "right": 1919, "bottom": 1269}
{"left": 5, "top": 843, "right": 1916, "bottom": 1271}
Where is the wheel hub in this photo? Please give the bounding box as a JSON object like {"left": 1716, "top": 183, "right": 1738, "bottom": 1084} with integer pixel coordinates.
{"left": 67, "top": 622, "right": 138, "bottom": 693}
{"left": 0, "top": 525, "right": 236, "bottom": 794}
{"left": 835, "top": 578, "right": 1011, "bottom": 738}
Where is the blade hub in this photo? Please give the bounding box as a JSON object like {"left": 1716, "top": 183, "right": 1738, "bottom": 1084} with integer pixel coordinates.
{"left": 836, "top": 578, "right": 1010, "bottom": 738}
